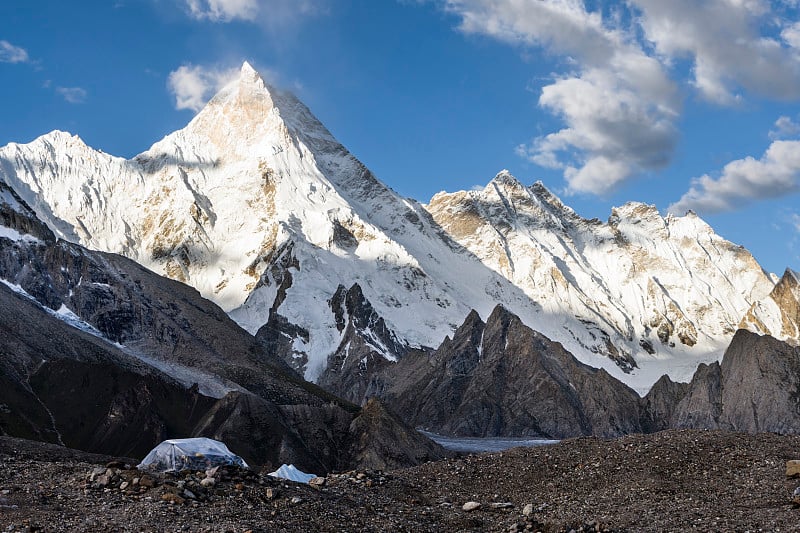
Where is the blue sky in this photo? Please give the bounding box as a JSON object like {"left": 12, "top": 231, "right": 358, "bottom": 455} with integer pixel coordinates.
{"left": 1, "top": 0, "right": 799, "bottom": 275}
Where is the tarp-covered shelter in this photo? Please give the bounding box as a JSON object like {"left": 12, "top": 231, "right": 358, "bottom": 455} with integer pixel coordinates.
{"left": 137, "top": 437, "right": 248, "bottom": 472}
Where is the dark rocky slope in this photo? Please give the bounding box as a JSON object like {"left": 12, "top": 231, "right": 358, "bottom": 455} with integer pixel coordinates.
{"left": 370, "top": 306, "right": 647, "bottom": 438}
{"left": 342, "top": 298, "right": 800, "bottom": 440}
{"left": 0, "top": 182, "right": 445, "bottom": 472}
{"left": 317, "top": 283, "right": 409, "bottom": 404}
{"left": 645, "top": 328, "right": 800, "bottom": 433}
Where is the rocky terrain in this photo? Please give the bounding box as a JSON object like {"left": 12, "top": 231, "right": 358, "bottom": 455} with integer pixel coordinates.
{"left": 364, "top": 305, "right": 800, "bottom": 440}
{"left": 370, "top": 305, "right": 645, "bottom": 439}
{"left": 0, "top": 180, "right": 445, "bottom": 473}
{"left": 644, "top": 329, "right": 800, "bottom": 433}
{"left": 3, "top": 430, "right": 800, "bottom": 532}
{"left": 741, "top": 268, "right": 800, "bottom": 346}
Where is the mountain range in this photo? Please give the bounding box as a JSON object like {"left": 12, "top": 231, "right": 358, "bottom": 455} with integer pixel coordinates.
{"left": 1, "top": 62, "right": 800, "bottom": 460}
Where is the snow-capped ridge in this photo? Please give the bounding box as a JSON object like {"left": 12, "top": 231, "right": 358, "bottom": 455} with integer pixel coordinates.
{"left": 488, "top": 169, "right": 524, "bottom": 190}
{"left": 740, "top": 268, "right": 800, "bottom": 346}
{"left": 609, "top": 202, "right": 661, "bottom": 222}
{"left": 0, "top": 62, "right": 784, "bottom": 395}
{"left": 426, "top": 173, "right": 776, "bottom": 393}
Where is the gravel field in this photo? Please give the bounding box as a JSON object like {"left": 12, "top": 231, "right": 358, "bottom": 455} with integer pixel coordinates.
{"left": 2, "top": 430, "right": 800, "bottom": 532}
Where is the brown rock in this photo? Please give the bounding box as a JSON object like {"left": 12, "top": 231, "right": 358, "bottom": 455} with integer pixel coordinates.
{"left": 308, "top": 476, "right": 326, "bottom": 487}
{"left": 788, "top": 461, "right": 800, "bottom": 478}
{"left": 658, "top": 331, "right": 800, "bottom": 433}
{"left": 376, "top": 306, "right": 644, "bottom": 439}
{"left": 139, "top": 475, "right": 156, "bottom": 488}
{"left": 161, "top": 493, "right": 185, "bottom": 505}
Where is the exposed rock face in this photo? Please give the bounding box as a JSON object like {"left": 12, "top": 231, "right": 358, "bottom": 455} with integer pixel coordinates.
{"left": 0, "top": 182, "right": 445, "bottom": 472}
{"left": 640, "top": 375, "right": 690, "bottom": 432}
{"left": 347, "top": 398, "right": 449, "bottom": 470}
{"left": 740, "top": 269, "right": 800, "bottom": 346}
{"left": 373, "top": 306, "right": 645, "bottom": 439}
{"left": 646, "top": 330, "right": 800, "bottom": 434}
{"left": 317, "top": 283, "right": 409, "bottom": 404}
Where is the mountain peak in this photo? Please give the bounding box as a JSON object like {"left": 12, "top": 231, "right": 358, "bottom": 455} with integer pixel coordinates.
{"left": 233, "top": 61, "right": 271, "bottom": 99}
{"left": 240, "top": 60, "right": 257, "bottom": 77}
{"left": 489, "top": 170, "right": 523, "bottom": 189}
{"left": 529, "top": 180, "right": 563, "bottom": 205}
{"left": 236, "top": 61, "right": 269, "bottom": 94}
{"left": 156, "top": 61, "right": 279, "bottom": 157}
{"left": 192, "top": 61, "right": 273, "bottom": 116}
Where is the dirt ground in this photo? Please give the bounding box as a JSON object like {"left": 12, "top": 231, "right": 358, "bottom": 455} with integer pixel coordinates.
{"left": 2, "top": 429, "right": 800, "bottom": 532}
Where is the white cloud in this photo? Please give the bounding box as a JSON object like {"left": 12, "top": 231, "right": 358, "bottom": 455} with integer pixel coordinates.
{"left": 792, "top": 212, "right": 800, "bottom": 232}
{"left": 438, "top": 1, "right": 800, "bottom": 199}
{"left": 445, "top": 0, "right": 680, "bottom": 195}
{"left": 519, "top": 67, "right": 678, "bottom": 195}
{"left": 0, "top": 40, "right": 29, "bottom": 63}
{"left": 770, "top": 115, "right": 800, "bottom": 139}
{"left": 447, "top": 0, "right": 614, "bottom": 58}
{"left": 669, "top": 140, "right": 800, "bottom": 214}
{"left": 185, "top": 0, "right": 258, "bottom": 21}
{"left": 167, "top": 64, "right": 240, "bottom": 112}
{"left": 182, "top": 0, "right": 326, "bottom": 23}
{"left": 631, "top": 0, "right": 800, "bottom": 104}
{"left": 56, "top": 87, "right": 87, "bottom": 104}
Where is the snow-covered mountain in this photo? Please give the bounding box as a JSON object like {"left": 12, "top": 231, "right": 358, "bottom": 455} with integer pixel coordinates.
{"left": 0, "top": 62, "right": 783, "bottom": 394}
{"left": 426, "top": 175, "right": 776, "bottom": 389}
{"left": 740, "top": 268, "right": 800, "bottom": 346}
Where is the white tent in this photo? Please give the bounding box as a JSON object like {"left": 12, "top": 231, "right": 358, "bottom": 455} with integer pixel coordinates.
{"left": 137, "top": 437, "right": 248, "bottom": 472}
{"left": 268, "top": 464, "right": 316, "bottom": 483}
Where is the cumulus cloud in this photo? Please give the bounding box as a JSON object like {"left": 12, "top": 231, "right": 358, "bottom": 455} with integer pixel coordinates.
{"left": 445, "top": 0, "right": 679, "bottom": 195}
{"left": 185, "top": 0, "right": 258, "bottom": 21}
{"left": 167, "top": 64, "right": 240, "bottom": 112}
{"left": 0, "top": 40, "right": 29, "bottom": 63}
{"left": 56, "top": 87, "right": 87, "bottom": 104}
{"left": 182, "top": 0, "right": 326, "bottom": 23}
{"left": 770, "top": 115, "right": 800, "bottom": 139}
{"left": 518, "top": 67, "right": 678, "bottom": 195}
{"left": 631, "top": 0, "right": 800, "bottom": 104}
{"left": 438, "top": 1, "right": 800, "bottom": 200}
{"left": 669, "top": 140, "right": 800, "bottom": 214}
